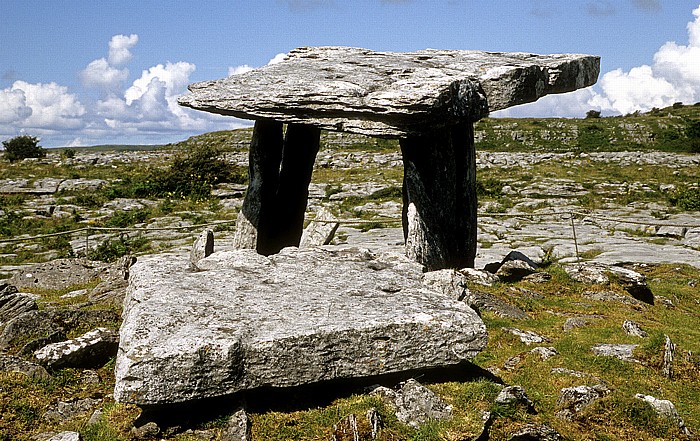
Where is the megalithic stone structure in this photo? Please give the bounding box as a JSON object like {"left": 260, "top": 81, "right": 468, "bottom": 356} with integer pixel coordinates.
{"left": 179, "top": 46, "right": 599, "bottom": 269}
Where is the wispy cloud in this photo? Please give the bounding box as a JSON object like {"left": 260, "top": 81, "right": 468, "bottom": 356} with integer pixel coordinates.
{"left": 278, "top": 0, "right": 334, "bottom": 12}
{"left": 631, "top": 0, "right": 661, "bottom": 12}
{"left": 586, "top": 0, "right": 616, "bottom": 17}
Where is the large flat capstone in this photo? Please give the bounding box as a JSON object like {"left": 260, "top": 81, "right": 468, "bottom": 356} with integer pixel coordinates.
{"left": 114, "top": 247, "right": 487, "bottom": 405}
{"left": 179, "top": 46, "right": 600, "bottom": 137}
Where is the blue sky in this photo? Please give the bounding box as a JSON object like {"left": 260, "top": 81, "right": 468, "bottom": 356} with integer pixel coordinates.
{"left": 1, "top": 0, "right": 700, "bottom": 147}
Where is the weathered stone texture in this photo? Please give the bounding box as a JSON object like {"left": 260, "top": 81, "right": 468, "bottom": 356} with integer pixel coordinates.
{"left": 115, "top": 247, "right": 487, "bottom": 405}
{"left": 179, "top": 46, "right": 599, "bottom": 137}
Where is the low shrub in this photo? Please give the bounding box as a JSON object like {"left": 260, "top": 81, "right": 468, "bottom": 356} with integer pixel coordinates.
{"left": 2, "top": 135, "right": 46, "bottom": 162}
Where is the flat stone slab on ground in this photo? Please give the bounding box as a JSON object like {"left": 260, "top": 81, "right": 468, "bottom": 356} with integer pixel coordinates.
{"left": 115, "top": 247, "right": 487, "bottom": 406}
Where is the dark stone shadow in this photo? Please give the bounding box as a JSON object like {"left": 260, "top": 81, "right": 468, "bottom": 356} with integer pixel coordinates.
{"left": 136, "top": 360, "right": 504, "bottom": 429}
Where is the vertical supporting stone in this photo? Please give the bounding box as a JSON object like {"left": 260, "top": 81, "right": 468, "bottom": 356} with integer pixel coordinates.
{"left": 233, "top": 120, "right": 283, "bottom": 250}
{"left": 400, "top": 121, "right": 477, "bottom": 270}
{"left": 266, "top": 123, "right": 321, "bottom": 253}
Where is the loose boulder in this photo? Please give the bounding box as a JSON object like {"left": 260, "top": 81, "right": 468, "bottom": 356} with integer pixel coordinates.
{"left": 34, "top": 327, "right": 119, "bottom": 369}
{"left": 115, "top": 247, "right": 487, "bottom": 405}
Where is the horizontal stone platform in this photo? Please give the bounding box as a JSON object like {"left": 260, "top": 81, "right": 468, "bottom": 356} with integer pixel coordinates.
{"left": 114, "top": 247, "right": 487, "bottom": 405}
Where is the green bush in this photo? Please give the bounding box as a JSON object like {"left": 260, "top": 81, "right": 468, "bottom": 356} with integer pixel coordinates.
{"left": 669, "top": 187, "right": 700, "bottom": 211}
{"left": 88, "top": 235, "right": 149, "bottom": 262}
{"left": 101, "top": 144, "right": 246, "bottom": 201}
{"left": 2, "top": 135, "right": 46, "bottom": 162}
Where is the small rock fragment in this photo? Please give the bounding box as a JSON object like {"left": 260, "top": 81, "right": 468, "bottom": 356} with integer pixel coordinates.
{"left": 634, "top": 394, "right": 690, "bottom": 436}
{"left": 495, "top": 385, "right": 536, "bottom": 413}
{"left": 508, "top": 424, "right": 564, "bottom": 441}
{"left": 131, "top": 421, "right": 160, "bottom": 439}
{"left": 496, "top": 260, "right": 537, "bottom": 282}
{"left": 504, "top": 355, "right": 522, "bottom": 370}
{"left": 465, "top": 290, "right": 529, "bottom": 319}
{"left": 42, "top": 398, "right": 101, "bottom": 424}
{"left": 220, "top": 407, "right": 251, "bottom": 441}
{"left": 622, "top": 320, "right": 648, "bottom": 338}
{"left": 530, "top": 346, "right": 558, "bottom": 360}
{"left": 45, "top": 432, "right": 81, "bottom": 441}
{"left": 662, "top": 334, "right": 675, "bottom": 379}
{"left": 189, "top": 229, "right": 214, "bottom": 270}
{"left": 502, "top": 327, "right": 549, "bottom": 345}
{"left": 591, "top": 343, "right": 639, "bottom": 363}
{"left": 555, "top": 384, "right": 609, "bottom": 421}
{"left": 522, "top": 272, "right": 552, "bottom": 283}
{"left": 0, "top": 289, "right": 37, "bottom": 326}
{"left": 459, "top": 267, "right": 499, "bottom": 286}
{"left": 300, "top": 206, "right": 339, "bottom": 248}
{"left": 422, "top": 269, "right": 469, "bottom": 301}
{"left": 563, "top": 317, "right": 589, "bottom": 331}
{"left": 34, "top": 327, "right": 119, "bottom": 369}
{"left": 0, "top": 354, "right": 50, "bottom": 380}
{"left": 376, "top": 379, "right": 452, "bottom": 429}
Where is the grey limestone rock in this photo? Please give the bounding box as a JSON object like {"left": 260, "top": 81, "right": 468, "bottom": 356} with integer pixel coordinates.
{"left": 0, "top": 289, "right": 37, "bottom": 327}
{"left": 591, "top": 343, "right": 639, "bottom": 363}
{"left": 466, "top": 290, "right": 530, "bottom": 320}
{"left": 496, "top": 260, "right": 537, "bottom": 282}
{"left": 495, "top": 385, "right": 536, "bottom": 413}
{"left": 180, "top": 46, "right": 599, "bottom": 137}
{"left": 189, "top": 229, "right": 214, "bottom": 270}
{"left": 393, "top": 379, "right": 453, "bottom": 429}
{"left": 299, "top": 206, "right": 339, "bottom": 248}
{"left": 555, "top": 384, "right": 609, "bottom": 421}
{"left": 634, "top": 394, "right": 690, "bottom": 436}
{"left": 662, "top": 334, "right": 675, "bottom": 379}
{"left": 0, "top": 309, "right": 119, "bottom": 352}
{"left": 582, "top": 290, "right": 642, "bottom": 306}
{"left": 508, "top": 424, "right": 564, "bottom": 441}
{"left": 459, "top": 267, "right": 500, "bottom": 286}
{"left": 44, "top": 432, "right": 81, "bottom": 441}
{"left": 0, "top": 354, "right": 50, "bottom": 380}
{"left": 220, "top": 407, "right": 251, "bottom": 441}
{"left": 34, "top": 328, "right": 119, "bottom": 369}
{"left": 42, "top": 397, "right": 101, "bottom": 424}
{"left": 421, "top": 269, "right": 469, "bottom": 300}
{"left": 503, "top": 327, "right": 549, "bottom": 345}
{"left": 115, "top": 247, "right": 487, "bottom": 405}
{"left": 530, "top": 346, "right": 559, "bottom": 360}
{"left": 622, "top": 320, "right": 648, "bottom": 338}
{"left": 8, "top": 258, "right": 109, "bottom": 291}
{"left": 563, "top": 317, "right": 589, "bottom": 331}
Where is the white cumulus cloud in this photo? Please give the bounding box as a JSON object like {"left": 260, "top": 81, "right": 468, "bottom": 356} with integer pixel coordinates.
{"left": 125, "top": 61, "right": 196, "bottom": 106}
{"left": 80, "top": 58, "right": 129, "bottom": 91}
{"left": 0, "top": 81, "right": 85, "bottom": 130}
{"left": 108, "top": 34, "right": 139, "bottom": 66}
{"left": 228, "top": 64, "right": 254, "bottom": 76}
{"left": 267, "top": 53, "right": 288, "bottom": 65}
{"left": 0, "top": 88, "right": 32, "bottom": 123}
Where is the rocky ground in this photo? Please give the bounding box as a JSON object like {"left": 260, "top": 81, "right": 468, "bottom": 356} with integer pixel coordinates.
{"left": 0, "top": 142, "right": 699, "bottom": 440}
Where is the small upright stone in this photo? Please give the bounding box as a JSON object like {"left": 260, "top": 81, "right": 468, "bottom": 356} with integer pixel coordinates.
{"left": 622, "top": 320, "right": 648, "bottom": 338}
{"left": 189, "top": 229, "right": 214, "bottom": 270}
{"left": 662, "top": 334, "right": 675, "bottom": 379}
{"left": 299, "top": 207, "right": 339, "bottom": 248}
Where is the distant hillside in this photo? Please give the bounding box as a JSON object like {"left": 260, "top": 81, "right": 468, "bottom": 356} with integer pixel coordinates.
{"left": 167, "top": 102, "right": 700, "bottom": 153}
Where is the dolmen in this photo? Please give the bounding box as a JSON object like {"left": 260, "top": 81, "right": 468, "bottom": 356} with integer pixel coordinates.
{"left": 114, "top": 47, "right": 599, "bottom": 408}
